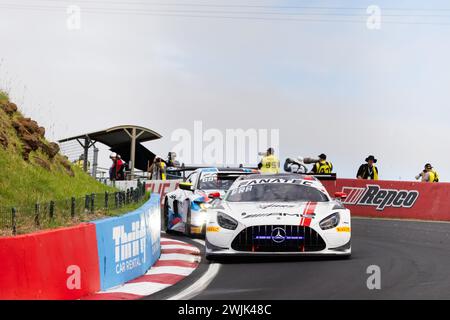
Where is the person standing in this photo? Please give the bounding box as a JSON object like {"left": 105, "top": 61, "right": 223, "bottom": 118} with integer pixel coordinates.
{"left": 311, "top": 153, "right": 333, "bottom": 174}
{"left": 109, "top": 153, "right": 125, "bottom": 181}
{"left": 357, "top": 155, "right": 379, "bottom": 180}
{"left": 258, "top": 147, "right": 280, "bottom": 174}
{"left": 416, "top": 163, "right": 439, "bottom": 183}
{"left": 149, "top": 156, "right": 166, "bottom": 180}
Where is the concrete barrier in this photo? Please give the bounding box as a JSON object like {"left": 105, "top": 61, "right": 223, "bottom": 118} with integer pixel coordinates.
{"left": 0, "top": 223, "right": 100, "bottom": 300}
{"left": 0, "top": 193, "right": 162, "bottom": 299}
{"left": 322, "top": 178, "right": 450, "bottom": 221}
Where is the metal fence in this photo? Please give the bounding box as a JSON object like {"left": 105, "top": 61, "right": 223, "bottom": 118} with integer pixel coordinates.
{"left": 0, "top": 181, "right": 147, "bottom": 236}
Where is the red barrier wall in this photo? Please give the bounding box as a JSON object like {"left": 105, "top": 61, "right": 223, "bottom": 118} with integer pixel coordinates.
{"left": 0, "top": 223, "right": 100, "bottom": 300}
{"left": 322, "top": 179, "right": 450, "bottom": 221}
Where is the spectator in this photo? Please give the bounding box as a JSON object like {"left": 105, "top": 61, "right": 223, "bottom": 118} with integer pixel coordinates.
{"left": 258, "top": 147, "right": 280, "bottom": 174}
{"left": 74, "top": 154, "right": 90, "bottom": 170}
{"left": 109, "top": 153, "right": 125, "bottom": 181}
{"left": 116, "top": 154, "right": 126, "bottom": 180}
{"left": 416, "top": 163, "right": 439, "bottom": 183}
{"left": 311, "top": 153, "right": 333, "bottom": 174}
{"left": 166, "top": 151, "right": 181, "bottom": 179}
{"left": 357, "top": 155, "right": 379, "bottom": 180}
{"left": 167, "top": 152, "right": 180, "bottom": 167}
{"left": 149, "top": 156, "right": 167, "bottom": 180}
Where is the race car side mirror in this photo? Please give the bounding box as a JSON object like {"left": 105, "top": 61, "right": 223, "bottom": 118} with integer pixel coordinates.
{"left": 334, "top": 192, "right": 348, "bottom": 200}
{"left": 179, "top": 182, "right": 194, "bottom": 191}
{"left": 208, "top": 192, "right": 221, "bottom": 199}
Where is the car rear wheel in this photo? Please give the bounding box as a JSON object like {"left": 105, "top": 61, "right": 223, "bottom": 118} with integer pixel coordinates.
{"left": 184, "top": 200, "right": 192, "bottom": 237}
{"left": 163, "top": 198, "right": 173, "bottom": 233}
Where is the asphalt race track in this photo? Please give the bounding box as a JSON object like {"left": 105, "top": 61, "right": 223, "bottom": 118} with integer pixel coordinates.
{"left": 166, "top": 218, "right": 450, "bottom": 300}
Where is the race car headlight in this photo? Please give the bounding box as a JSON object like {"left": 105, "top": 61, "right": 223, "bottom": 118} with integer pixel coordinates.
{"left": 319, "top": 212, "right": 340, "bottom": 230}
{"left": 199, "top": 203, "right": 211, "bottom": 210}
{"left": 217, "top": 211, "right": 238, "bottom": 230}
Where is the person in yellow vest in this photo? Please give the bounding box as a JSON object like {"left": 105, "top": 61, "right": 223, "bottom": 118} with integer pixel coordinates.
{"left": 312, "top": 153, "right": 333, "bottom": 174}
{"left": 149, "top": 156, "right": 167, "bottom": 180}
{"left": 258, "top": 147, "right": 280, "bottom": 174}
{"left": 73, "top": 154, "right": 90, "bottom": 170}
{"left": 416, "top": 163, "right": 439, "bottom": 183}
{"left": 357, "top": 155, "right": 379, "bottom": 180}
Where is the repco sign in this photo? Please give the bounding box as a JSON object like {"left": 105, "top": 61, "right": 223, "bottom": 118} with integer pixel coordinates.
{"left": 341, "top": 185, "right": 419, "bottom": 211}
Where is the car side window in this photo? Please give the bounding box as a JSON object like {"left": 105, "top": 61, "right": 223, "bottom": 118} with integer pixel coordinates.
{"left": 186, "top": 172, "right": 198, "bottom": 186}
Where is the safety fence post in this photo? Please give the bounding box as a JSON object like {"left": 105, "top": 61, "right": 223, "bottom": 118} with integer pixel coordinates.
{"left": 11, "top": 207, "right": 16, "bottom": 236}
{"left": 105, "top": 191, "right": 109, "bottom": 210}
{"left": 90, "top": 193, "right": 95, "bottom": 214}
{"left": 34, "top": 203, "right": 40, "bottom": 227}
{"left": 85, "top": 195, "right": 90, "bottom": 211}
{"left": 142, "top": 181, "right": 146, "bottom": 199}
{"left": 49, "top": 201, "right": 55, "bottom": 220}
{"left": 114, "top": 192, "right": 118, "bottom": 209}
{"left": 71, "top": 197, "right": 76, "bottom": 218}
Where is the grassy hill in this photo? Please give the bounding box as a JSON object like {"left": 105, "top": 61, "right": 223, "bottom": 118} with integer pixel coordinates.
{"left": 0, "top": 91, "right": 115, "bottom": 208}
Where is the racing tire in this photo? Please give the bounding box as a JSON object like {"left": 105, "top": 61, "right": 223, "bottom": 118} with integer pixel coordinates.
{"left": 184, "top": 200, "right": 192, "bottom": 237}
{"left": 163, "top": 198, "right": 174, "bottom": 234}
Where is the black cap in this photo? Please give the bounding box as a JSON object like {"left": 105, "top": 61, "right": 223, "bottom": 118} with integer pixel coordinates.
{"left": 318, "top": 153, "right": 327, "bottom": 160}
{"left": 365, "top": 155, "right": 377, "bottom": 163}
{"left": 267, "top": 147, "right": 274, "bottom": 154}
{"left": 425, "top": 163, "right": 433, "bottom": 169}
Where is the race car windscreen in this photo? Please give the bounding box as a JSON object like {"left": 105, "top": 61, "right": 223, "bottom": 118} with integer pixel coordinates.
{"left": 226, "top": 183, "right": 329, "bottom": 202}
{"left": 198, "top": 173, "right": 235, "bottom": 190}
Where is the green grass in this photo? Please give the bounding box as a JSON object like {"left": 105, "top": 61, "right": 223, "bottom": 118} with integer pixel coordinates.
{"left": 0, "top": 90, "right": 9, "bottom": 104}
{"left": 0, "top": 91, "right": 140, "bottom": 235}
{"left": 0, "top": 147, "right": 116, "bottom": 208}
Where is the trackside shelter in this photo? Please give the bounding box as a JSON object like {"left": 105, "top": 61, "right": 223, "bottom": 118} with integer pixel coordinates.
{"left": 58, "top": 125, "right": 162, "bottom": 176}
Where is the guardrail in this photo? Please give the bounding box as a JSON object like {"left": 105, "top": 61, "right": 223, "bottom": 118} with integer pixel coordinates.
{"left": 0, "top": 181, "right": 147, "bottom": 236}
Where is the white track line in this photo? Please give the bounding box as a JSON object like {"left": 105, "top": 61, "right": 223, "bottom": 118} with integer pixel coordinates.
{"left": 145, "top": 266, "right": 197, "bottom": 276}
{"left": 161, "top": 244, "right": 201, "bottom": 252}
{"left": 159, "top": 253, "right": 201, "bottom": 263}
{"left": 105, "top": 282, "right": 170, "bottom": 296}
{"left": 167, "top": 263, "right": 221, "bottom": 300}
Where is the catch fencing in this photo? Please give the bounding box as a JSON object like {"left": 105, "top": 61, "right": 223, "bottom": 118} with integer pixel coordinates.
{"left": 0, "top": 181, "right": 147, "bottom": 236}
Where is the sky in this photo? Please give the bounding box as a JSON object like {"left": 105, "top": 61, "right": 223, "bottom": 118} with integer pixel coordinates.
{"left": 0, "top": 0, "right": 449, "bottom": 181}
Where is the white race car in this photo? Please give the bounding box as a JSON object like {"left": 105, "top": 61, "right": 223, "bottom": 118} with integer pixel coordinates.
{"left": 205, "top": 173, "right": 351, "bottom": 259}
{"left": 163, "top": 167, "right": 259, "bottom": 236}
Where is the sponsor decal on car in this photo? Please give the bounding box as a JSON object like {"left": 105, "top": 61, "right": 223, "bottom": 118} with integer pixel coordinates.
{"left": 207, "top": 226, "right": 220, "bottom": 232}
{"left": 341, "top": 185, "right": 419, "bottom": 211}
{"left": 243, "top": 212, "right": 301, "bottom": 219}
{"left": 336, "top": 226, "right": 351, "bottom": 232}
{"left": 239, "top": 178, "right": 315, "bottom": 187}
{"left": 254, "top": 227, "right": 304, "bottom": 243}
{"left": 299, "top": 202, "right": 316, "bottom": 227}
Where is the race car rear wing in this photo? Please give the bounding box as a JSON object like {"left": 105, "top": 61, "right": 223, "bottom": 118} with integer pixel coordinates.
{"left": 165, "top": 165, "right": 258, "bottom": 180}
{"left": 165, "top": 165, "right": 336, "bottom": 181}
{"left": 308, "top": 173, "right": 337, "bottom": 181}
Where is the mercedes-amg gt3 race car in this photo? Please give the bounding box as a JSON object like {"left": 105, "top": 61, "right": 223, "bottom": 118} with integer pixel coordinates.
{"left": 163, "top": 167, "right": 258, "bottom": 236}
{"left": 205, "top": 173, "right": 351, "bottom": 259}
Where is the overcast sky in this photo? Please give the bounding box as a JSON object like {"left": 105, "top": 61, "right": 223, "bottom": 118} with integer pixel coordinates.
{"left": 1, "top": 0, "right": 449, "bottom": 181}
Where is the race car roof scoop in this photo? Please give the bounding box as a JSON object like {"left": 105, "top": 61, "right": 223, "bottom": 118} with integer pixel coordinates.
{"left": 208, "top": 192, "right": 221, "bottom": 199}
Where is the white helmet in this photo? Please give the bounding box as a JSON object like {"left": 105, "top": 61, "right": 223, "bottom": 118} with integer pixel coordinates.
{"left": 110, "top": 152, "right": 117, "bottom": 159}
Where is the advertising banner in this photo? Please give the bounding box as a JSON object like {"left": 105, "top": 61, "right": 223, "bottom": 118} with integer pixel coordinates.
{"left": 93, "top": 193, "right": 161, "bottom": 290}
{"left": 322, "top": 179, "right": 450, "bottom": 221}
{"left": 146, "top": 180, "right": 181, "bottom": 205}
